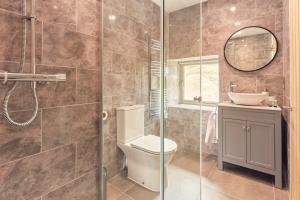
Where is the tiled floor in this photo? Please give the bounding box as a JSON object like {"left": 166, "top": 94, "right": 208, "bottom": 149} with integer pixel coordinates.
{"left": 107, "top": 153, "right": 289, "bottom": 200}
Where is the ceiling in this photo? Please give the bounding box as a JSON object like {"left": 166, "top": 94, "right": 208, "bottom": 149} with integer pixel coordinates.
{"left": 152, "top": 0, "right": 208, "bottom": 12}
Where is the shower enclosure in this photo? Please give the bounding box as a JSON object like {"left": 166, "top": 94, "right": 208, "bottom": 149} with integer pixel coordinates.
{"left": 0, "top": 0, "right": 289, "bottom": 199}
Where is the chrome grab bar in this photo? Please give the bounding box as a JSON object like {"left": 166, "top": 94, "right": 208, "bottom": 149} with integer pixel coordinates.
{"left": 0, "top": 71, "right": 66, "bottom": 82}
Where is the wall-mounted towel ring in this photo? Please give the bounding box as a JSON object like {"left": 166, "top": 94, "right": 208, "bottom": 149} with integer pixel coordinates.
{"left": 102, "top": 111, "right": 108, "bottom": 121}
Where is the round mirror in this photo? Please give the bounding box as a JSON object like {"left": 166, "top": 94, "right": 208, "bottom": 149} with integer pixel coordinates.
{"left": 224, "top": 26, "right": 278, "bottom": 72}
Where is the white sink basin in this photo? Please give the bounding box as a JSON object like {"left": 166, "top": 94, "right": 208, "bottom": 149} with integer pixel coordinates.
{"left": 228, "top": 92, "right": 268, "bottom": 106}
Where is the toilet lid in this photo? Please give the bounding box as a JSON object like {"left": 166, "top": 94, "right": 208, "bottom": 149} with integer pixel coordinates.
{"left": 130, "top": 135, "right": 177, "bottom": 155}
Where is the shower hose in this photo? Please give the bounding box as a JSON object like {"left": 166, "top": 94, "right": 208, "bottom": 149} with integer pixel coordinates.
{"left": 2, "top": 0, "right": 38, "bottom": 127}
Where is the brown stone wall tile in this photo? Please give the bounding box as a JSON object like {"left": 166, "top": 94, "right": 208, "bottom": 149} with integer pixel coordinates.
{"left": 254, "top": 0, "right": 283, "bottom": 17}
{"left": 103, "top": 74, "right": 136, "bottom": 97}
{"left": 103, "top": 137, "right": 118, "bottom": 166}
{"left": 0, "top": 9, "right": 42, "bottom": 63}
{"left": 257, "top": 75, "right": 285, "bottom": 106}
{"left": 166, "top": 107, "right": 216, "bottom": 154}
{"left": 0, "top": 11, "right": 22, "bottom": 62}
{"left": 42, "top": 104, "right": 99, "bottom": 150}
{"left": 36, "top": 0, "right": 76, "bottom": 25}
{"left": 43, "top": 170, "right": 97, "bottom": 200}
{"left": 0, "top": 144, "right": 76, "bottom": 200}
{"left": 111, "top": 53, "right": 136, "bottom": 74}
{"left": 0, "top": 1, "right": 21, "bottom": 13}
{"left": 76, "top": 137, "right": 98, "bottom": 176}
{"left": 0, "top": 110, "right": 41, "bottom": 165}
{"left": 103, "top": 0, "right": 126, "bottom": 14}
{"left": 103, "top": 50, "right": 112, "bottom": 73}
{"left": 76, "top": 69, "right": 100, "bottom": 104}
{"left": 77, "top": 0, "right": 100, "bottom": 37}
{"left": 43, "top": 23, "right": 98, "bottom": 69}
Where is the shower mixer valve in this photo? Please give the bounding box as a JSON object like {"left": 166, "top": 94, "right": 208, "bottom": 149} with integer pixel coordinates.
{"left": 0, "top": 0, "right": 66, "bottom": 128}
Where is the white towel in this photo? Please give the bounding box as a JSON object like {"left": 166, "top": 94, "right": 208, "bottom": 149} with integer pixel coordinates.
{"left": 205, "top": 111, "right": 218, "bottom": 144}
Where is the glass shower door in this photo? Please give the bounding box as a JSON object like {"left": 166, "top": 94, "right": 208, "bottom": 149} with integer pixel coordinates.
{"left": 101, "top": 0, "right": 163, "bottom": 199}
{"left": 162, "top": 1, "right": 202, "bottom": 199}
{"left": 101, "top": 0, "right": 205, "bottom": 199}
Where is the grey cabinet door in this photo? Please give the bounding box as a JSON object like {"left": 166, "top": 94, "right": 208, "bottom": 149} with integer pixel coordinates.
{"left": 223, "top": 119, "right": 247, "bottom": 164}
{"left": 247, "top": 121, "right": 275, "bottom": 170}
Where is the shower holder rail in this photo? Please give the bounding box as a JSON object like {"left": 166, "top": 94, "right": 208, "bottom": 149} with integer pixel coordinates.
{"left": 0, "top": 71, "right": 66, "bottom": 84}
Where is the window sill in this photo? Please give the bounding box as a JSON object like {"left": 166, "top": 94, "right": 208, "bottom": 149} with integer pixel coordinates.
{"left": 167, "top": 104, "right": 217, "bottom": 111}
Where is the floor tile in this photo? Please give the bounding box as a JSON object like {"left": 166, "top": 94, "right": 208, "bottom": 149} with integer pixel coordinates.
{"left": 107, "top": 183, "right": 123, "bottom": 200}
{"left": 274, "top": 188, "right": 289, "bottom": 200}
{"left": 204, "top": 166, "right": 275, "bottom": 200}
{"left": 165, "top": 153, "right": 201, "bottom": 200}
{"left": 125, "top": 184, "right": 160, "bottom": 200}
{"left": 116, "top": 194, "right": 135, "bottom": 200}
{"left": 201, "top": 185, "right": 238, "bottom": 200}
{"left": 108, "top": 153, "right": 289, "bottom": 200}
{"left": 109, "top": 174, "right": 136, "bottom": 193}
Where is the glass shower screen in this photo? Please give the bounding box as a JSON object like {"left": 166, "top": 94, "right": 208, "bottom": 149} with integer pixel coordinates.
{"left": 162, "top": 0, "right": 202, "bottom": 200}
{"left": 101, "top": 0, "right": 202, "bottom": 199}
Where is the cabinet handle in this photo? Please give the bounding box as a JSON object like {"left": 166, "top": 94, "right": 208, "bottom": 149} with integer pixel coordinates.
{"left": 243, "top": 126, "right": 247, "bottom": 131}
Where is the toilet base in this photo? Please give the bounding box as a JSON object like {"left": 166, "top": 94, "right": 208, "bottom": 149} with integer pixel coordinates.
{"left": 117, "top": 140, "right": 176, "bottom": 192}
{"left": 127, "top": 165, "right": 168, "bottom": 192}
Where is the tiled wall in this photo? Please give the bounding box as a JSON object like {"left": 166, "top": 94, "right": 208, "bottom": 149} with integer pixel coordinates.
{"left": 168, "top": 0, "right": 286, "bottom": 106}
{"left": 166, "top": 0, "right": 287, "bottom": 157}
{"left": 168, "top": 4, "right": 200, "bottom": 59}
{"left": 0, "top": 0, "right": 100, "bottom": 199}
{"left": 202, "top": 0, "right": 286, "bottom": 106}
{"left": 102, "top": 0, "right": 161, "bottom": 178}
{"left": 165, "top": 60, "right": 218, "bottom": 155}
{"left": 167, "top": 106, "right": 217, "bottom": 155}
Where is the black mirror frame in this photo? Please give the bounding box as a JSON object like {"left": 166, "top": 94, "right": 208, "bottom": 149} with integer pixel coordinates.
{"left": 224, "top": 26, "right": 279, "bottom": 72}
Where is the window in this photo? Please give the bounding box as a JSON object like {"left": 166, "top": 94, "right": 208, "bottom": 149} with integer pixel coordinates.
{"left": 179, "top": 57, "right": 219, "bottom": 105}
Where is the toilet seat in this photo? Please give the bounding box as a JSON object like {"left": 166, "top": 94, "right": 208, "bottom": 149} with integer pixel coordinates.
{"left": 130, "top": 135, "right": 177, "bottom": 155}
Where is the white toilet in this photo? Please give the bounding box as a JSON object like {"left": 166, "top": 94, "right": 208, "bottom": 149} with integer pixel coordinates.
{"left": 116, "top": 105, "right": 177, "bottom": 192}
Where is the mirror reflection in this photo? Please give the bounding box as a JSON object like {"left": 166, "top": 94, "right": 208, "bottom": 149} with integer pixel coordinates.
{"left": 224, "top": 27, "right": 278, "bottom": 72}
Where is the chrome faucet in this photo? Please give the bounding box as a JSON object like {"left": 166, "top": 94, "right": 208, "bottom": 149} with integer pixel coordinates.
{"left": 229, "top": 81, "right": 238, "bottom": 93}
{"left": 229, "top": 81, "right": 238, "bottom": 103}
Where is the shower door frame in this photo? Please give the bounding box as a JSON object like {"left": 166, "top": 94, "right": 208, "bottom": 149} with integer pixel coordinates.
{"left": 159, "top": 0, "right": 165, "bottom": 199}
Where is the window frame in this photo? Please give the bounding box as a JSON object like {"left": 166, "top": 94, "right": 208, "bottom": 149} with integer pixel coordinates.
{"left": 179, "top": 57, "right": 219, "bottom": 106}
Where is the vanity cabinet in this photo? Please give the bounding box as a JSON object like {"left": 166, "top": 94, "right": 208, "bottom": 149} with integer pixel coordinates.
{"left": 218, "top": 103, "right": 282, "bottom": 188}
{"left": 222, "top": 119, "right": 247, "bottom": 164}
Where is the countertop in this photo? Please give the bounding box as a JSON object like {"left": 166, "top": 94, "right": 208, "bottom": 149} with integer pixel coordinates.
{"left": 218, "top": 102, "right": 282, "bottom": 112}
